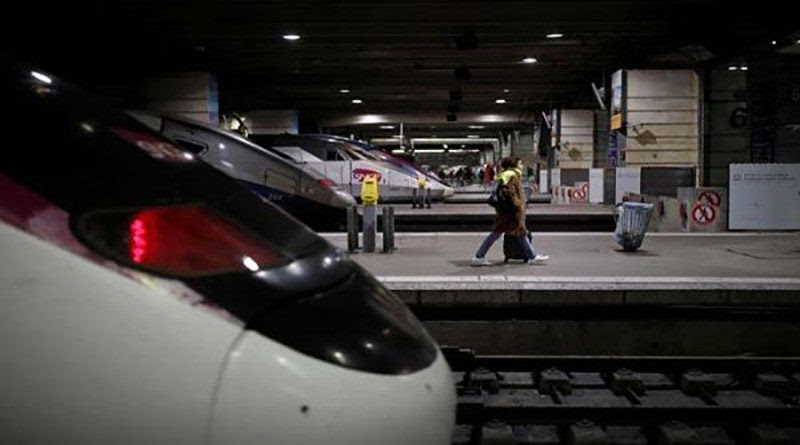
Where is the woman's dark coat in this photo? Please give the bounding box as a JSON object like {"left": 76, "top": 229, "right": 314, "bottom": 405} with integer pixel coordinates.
{"left": 492, "top": 170, "right": 527, "bottom": 236}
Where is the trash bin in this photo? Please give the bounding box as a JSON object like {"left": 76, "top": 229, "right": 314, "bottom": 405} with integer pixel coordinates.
{"left": 614, "top": 202, "right": 654, "bottom": 251}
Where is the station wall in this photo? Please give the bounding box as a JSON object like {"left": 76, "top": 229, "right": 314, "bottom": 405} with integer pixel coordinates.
{"left": 623, "top": 70, "right": 700, "bottom": 168}
{"left": 558, "top": 109, "right": 594, "bottom": 169}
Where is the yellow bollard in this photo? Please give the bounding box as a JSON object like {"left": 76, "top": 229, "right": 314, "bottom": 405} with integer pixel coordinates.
{"left": 361, "top": 174, "right": 380, "bottom": 204}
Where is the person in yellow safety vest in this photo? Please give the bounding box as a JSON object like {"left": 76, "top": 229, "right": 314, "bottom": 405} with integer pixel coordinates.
{"left": 412, "top": 173, "right": 432, "bottom": 209}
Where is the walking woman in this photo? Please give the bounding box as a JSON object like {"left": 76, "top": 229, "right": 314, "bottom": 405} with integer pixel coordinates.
{"left": 472, "top": 157, "right": 549, "bottom": 266}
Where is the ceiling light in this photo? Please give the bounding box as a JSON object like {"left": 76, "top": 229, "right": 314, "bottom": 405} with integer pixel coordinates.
{"left": 467, "top": 135, "right": 480, "bottom": 138}
{"left": 503, "top": 89, "right": 510, "bottom": 93}
{"left": 282, "top": 34, "right": 301, "bottom": 41}
{"left": 796, "top": 39, "right": 800, "bottom": 44}
{"left": 740, "top": 66, "right": 748, "bottom": 71}
{"left": 339, "top": 88, "right": 350, "bottom": 94}
{"left": 380, "top": 125, "right": 395, "bottom": 129}
{"left": 469, "top": 125, "right": 485, "bottom": 129}
{"left": 771, "top": 40, "right": 777, "bottom": 45}
{"left": 728, "top": 66, "right": 738, "bottom": 71}
{"left": 351, "top": 99, "right": 363, "bottom": 104}
{"left": 546, "top": 33, "right": 564, "bottom": 39}
{"left": 31, "top": 71, "right": 52, "bottom": 84}
{"left": 522, "top": 57, "right": 538, "bottom": 64}
{"left": 495, "top": 99, "right": 507, "bottom": 104}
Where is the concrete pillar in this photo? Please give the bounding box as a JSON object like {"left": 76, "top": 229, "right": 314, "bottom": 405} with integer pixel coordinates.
{"left": 704, "top": 63, "right": 747, "bottom": 186}
{"left": 594, "top": 110, "right": 610, "bottom": 168}
{"left": 621, "top": 69, "right": 700, "bottom": 168}
{"left": 558, "top": 109, "right": 595, "bottom": 169}
{"left": 240, "top": 110, "right": 299, "bottom": 135}
{"left": 142, "top": 72, "right": 219, "bottom": 125}
{"left": 510, "top": 130, "right": 536, "bottom": 166}
{"left": 747, "top": 51, "right": 800, "bottom": 163}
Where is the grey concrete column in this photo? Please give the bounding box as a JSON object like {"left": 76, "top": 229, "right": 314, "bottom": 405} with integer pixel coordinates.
{"left": 142, "top": 72, "right": 219, "bottom": 125}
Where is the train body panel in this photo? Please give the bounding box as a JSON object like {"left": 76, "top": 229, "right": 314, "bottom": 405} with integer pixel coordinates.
{"left": 211, "top": 333, "right": 456, "bottom": 445}
{"left": 130, "top": 113, "right": 355, "bottom": 230}
{"left": 0, "top": 221, "right": 241, "bottom": 445}
{"left": 255, "top": 134, "right": 453, "bottom": 202}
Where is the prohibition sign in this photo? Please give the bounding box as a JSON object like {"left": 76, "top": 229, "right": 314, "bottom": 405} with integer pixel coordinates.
{"left": 697, "top": 190, "right": 721, "bottom": 207}
{"left": 572, "top": 188, "right": 587, "bottom": 200}
{"left": 692, "top": 203, "right": 716, "bottom": 225}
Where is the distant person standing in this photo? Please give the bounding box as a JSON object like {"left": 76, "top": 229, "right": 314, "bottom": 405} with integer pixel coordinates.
{"left": 472, "top": 157, "right": 549, "bottom": 266}
{"left": 483, "top": 164, "right": 493, "bottom": 185}
{"left": 412, "top": 173, "right": 431, "bottom": 209}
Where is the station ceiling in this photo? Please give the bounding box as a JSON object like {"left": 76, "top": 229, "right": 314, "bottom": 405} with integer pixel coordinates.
{"left": 5, "top": 1, "right": 796, "bottom": 138}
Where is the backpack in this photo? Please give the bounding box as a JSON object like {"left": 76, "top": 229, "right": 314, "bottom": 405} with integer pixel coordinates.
{"left": 488, "top": 181, "right": 514, "bottom": 210}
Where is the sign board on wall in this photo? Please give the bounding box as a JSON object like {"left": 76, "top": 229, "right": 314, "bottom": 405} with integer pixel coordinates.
{"left": 610, "top": 70, "right": 625, "bottom": 131}
{"left": 589, "top": 168, "right": 604, "bottom": 204}
{"left": 729, "top": 163, "right": 800, "bottom": 230}
{"left": 615, "top": 167, "right": 641, "bottom": 204}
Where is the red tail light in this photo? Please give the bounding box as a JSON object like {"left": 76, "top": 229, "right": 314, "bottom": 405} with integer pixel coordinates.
{"left": 81, "top": 205, "right": 286, "bottom": 277}
{"left": 318, "top": 178, "right": 337, "bottom": 188}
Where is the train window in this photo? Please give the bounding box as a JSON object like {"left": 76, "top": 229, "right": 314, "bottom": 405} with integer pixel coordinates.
{"left": 326, "top": 150, "right": 345, "bottom": 161}
{"left": 174, "top": 138, "right": 208, "bottom": 155}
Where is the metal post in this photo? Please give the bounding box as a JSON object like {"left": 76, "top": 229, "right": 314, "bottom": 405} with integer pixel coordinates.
{"left": 382, "top": 205, "right": 395, "bottom": 253}
{"left": 362, "top": 204, "right": 377, "bottom": 253}
{"left": 346, "top": 205, "right": 359, "bottom": 253}
{"left": 389, "top": 206, "right": 395, "bottom": 250}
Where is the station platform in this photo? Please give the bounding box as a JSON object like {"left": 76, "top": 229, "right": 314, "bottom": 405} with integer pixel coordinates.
{"left": 362, "top": 203, "right": 615, "bottom": 231}
{"left": 323, "top": 232, "right": 800, "bottom": 308}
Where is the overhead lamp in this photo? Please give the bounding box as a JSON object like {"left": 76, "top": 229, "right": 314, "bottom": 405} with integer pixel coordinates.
{"left": 740, "top": 66, "right": 748, "bottom": 71}
{"left": 495, "top": 99, "right": 507, "bottom": 104}
{"left": 282, "top": 34, "right": 301, "bottom": 41}
{"left": 796, "top": 39, "right": 800, "bottom": 44}
{"left": 522, "top": 57, "right": 538, "bottom": 64}
{"left": 503, "top": 89, "right": 510, "bottom": 93}
{"left": 351, "top": 99, "right": 363, "bottom": 104}
{"left": 546, "top": 33, "right": 564, "bottom": 39}
{"left": 771, "top": 40, "right": 778, "bottom": 45}
{"left": 467, "top": 135, "right": 480, "bottom": 138}
{"left": 469, "top": 125, "right": 485, "bottom": 129}
{"left": 339, "top": 88, "right": 351, "bottom": 94}
{"left": 31, "top": 71, "right": 52, "bottom": 84}
{"left": 728, "top": 66, "right": 738, "bottom": 71}
{"left": 380, "top": 125, "right": 395, "bottom": 129}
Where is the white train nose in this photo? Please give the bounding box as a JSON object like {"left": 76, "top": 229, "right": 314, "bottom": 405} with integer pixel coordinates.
{"left": 210, "top": 332, "right": 457, "bottom": 445}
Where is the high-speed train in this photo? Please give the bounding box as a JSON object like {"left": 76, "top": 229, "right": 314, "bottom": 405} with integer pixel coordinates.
{"left": 128, "top": 112, "right": 356, "bottom": 231}
{"left": 347, "top": 137, "right": 449, "bottom": 185}
{"left": 250, "top": 134, "right": 454, "bottom": 202}
{"left": 0, "top": 66, "right": 455, "bottom": 444}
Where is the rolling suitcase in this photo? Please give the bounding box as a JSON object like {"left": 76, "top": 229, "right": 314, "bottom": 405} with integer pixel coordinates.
{"left": 503, "top": 232, "right": 532, "bottom": 263}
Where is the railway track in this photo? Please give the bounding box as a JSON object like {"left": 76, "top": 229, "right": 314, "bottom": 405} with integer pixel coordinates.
{"left": 443, "top": 347, "right": 800, "bottom": 444}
